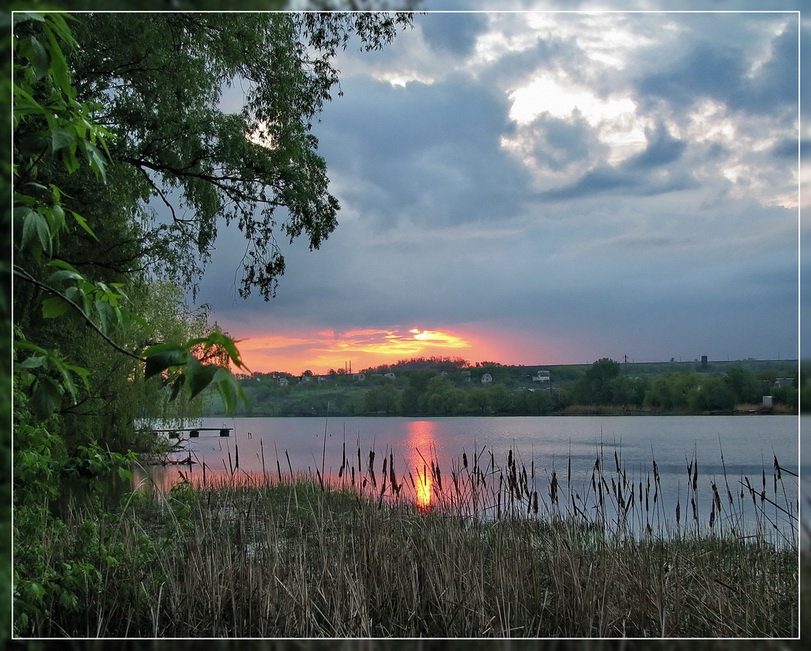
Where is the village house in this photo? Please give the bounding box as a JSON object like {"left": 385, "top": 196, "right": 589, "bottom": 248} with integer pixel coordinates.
{"left": 532, "top": 370, "right": 550, "bottom": 385}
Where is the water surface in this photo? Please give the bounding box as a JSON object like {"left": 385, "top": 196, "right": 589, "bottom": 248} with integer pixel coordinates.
{"left": 135, "top": 414, "right": 800, "bottom": 543}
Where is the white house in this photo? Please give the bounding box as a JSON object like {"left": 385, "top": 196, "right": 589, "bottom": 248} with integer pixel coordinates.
{"left": 532, "top": 370, "right": 550, "bottom": 384}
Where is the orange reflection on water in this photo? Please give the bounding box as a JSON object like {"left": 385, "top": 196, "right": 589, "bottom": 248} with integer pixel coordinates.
{"left": 407, "top": 420, "right": 438, "bottom": 512}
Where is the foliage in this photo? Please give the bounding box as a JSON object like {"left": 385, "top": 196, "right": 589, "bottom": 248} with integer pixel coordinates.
{"left": 10, "top": 10, "right": 413, "bottom": 637}
{"left": 571, "top": 357, "right": 621, "bottom": 405}
{"left": 206, "top": 357, "right": 796, "bottom": 418}
{"left": 61, "top": 11, "right": 411, "bottom": 300}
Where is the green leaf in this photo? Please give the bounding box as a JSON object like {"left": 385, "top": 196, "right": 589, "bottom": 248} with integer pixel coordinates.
{"left": 123, "top": 310, "right": 150, "bottom": 333}
{"left": 43, "top": 23, "right": 74, "bottom": 99}
{"left": 26, "top": 35, "right": 50, "bottom": 80}
{"left": 14, "top": 13, "right": 46, "bottom": 25}
{"left": 186, "top": 355, "right": 219, "bottom": 400}
{"left": 187, "top": 330, "right": 248, "bottom": 371}
{"left": 94, "top": 299, "right": 118, "bottom": 334}
{"left": 143, "top": 345, "right": 187, "bottom": 378}
{"left": 45, "top": 13, "right": 78, "bottom": 47}
{"left": 50, "top": 127, "right": 75, "bottom": 152}
{"left": 11, "top": 84, "right": 45, "bottom": 117}
{"left": 69, "top": 210, "right": 98, "bottom": 240}
{"left": 46, "top": 269, "right": 83, "bottom": 285}
{"left": 65, "top": 364, "right": 91, "bottom": 391}
{"left": 169, "top": 375, "right": 185, "bottom": 402}
{"left": 42, "top": 296, "right": 70, "bottom": 319}
{"left": 18, "top": 356, "right": 45, "bottom": 370}
{"left": 81, "top": 141, "right": 108, "bottom": 183}
{"left": 61, "top": 146, "right": 80, "bottom": 174}
{"left": 64, "top": 286, "right": 87, "bottom": 312}
{"left": 21, "top": 210, "right": 51, "bottom": 258}
{"left": 47, "top": 258, "right": 79, "bottom": 271}
{"left": 212, "top": 367, "right": 248, "bottom": 414}
{"left": 57, "top": 365, "right": 78, "bottom": 403}
{"left": 31, "top": 376, "right": 62, "bottom": 420}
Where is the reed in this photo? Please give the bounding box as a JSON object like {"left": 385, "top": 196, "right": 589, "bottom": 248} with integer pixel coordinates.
{"left": 16, "top": 442, "right": 800, "bottom": 638}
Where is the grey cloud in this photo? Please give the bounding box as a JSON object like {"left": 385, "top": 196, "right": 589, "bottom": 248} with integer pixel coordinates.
{"left": 538, "top": 155, "right": 697, "bottom": 203}
{"left": 540, "top": 166, "right": 633, "bottom": 201}
{"left": 635, "top": 18, "right": 798, "bottom": 119}
{"left": 528, "top": 114, "right": 606, "bottom": 172}
{"left": 637, "top": 41, "right": 746, "bottom": 110}
{"left": 314, "top": 74, "right": 531, "bottom": 230}
{"left": 419, "top": 12, "right": 487, "bottom": 57}
{"left": 483, "top": 32, "right": 583, "bottom": 90}
{"left": 733, "top": 24, "right": 798, "bottom": 117}
{"left": 625, "top": 123, "right": 686, "bottom": 170}
{"left": 771, "top": 138, "right": 798, "bottom": 159}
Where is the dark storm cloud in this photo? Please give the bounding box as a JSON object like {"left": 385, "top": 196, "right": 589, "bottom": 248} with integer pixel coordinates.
{"left": 540, "top": 166, "right": 634, "bottom": 201}
{"left": 635, "top": 20, "right": 798, "bottom": 119}
{"left": 637, "top": 41, "right": 746, "bottom": 110}
{"left": 740, "top": 24, "right": 799, "bottom": 114}
{"left": 538, "top": 124, "right": 696, "bottom": 202}
{"left": 314, "top": 73, "right": 531, "bottom": 229}
{"left": 625, "top": 123, "right": 686, "bottom": 170}
{"left": 771, "top": 138, "right": 799, "bottom": 160}
{"left": 419, "top": 11, "right": 487, "bottom": 57}
{"left": 482, "top": 32, "right": 581, "bottom": 88}
{"left": 529, "top": 114, "right": 604, "bottom": 171}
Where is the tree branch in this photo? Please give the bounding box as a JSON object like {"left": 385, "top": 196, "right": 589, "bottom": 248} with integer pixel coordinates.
{"left": 13, "top": 265, "right": 145, "bottom": 362}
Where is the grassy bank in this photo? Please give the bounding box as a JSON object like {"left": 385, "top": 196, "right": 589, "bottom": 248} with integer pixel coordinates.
{"left": 14, "top": 445, "right": 800, "bottom": 639}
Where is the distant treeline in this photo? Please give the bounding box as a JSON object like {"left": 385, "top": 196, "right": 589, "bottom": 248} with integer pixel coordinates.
{"left": 202, "top": 357, "right": 800, "bottom": 417}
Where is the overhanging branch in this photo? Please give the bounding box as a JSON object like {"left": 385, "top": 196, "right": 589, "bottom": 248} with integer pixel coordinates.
{"left": 13, "top": 265, "right": 145, "bottom": 363}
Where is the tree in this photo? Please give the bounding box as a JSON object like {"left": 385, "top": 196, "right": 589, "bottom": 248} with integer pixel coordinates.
{"left": 11, "top": 12, "right": 411, "bottom": 634}
{"left": 62, "top": 12, "right": 412, "bottom": 300}
{"left": 688, "top": 375, "right": 736, "bottom": 412}
{"left": 365, "top": 382, "right": 399, "bottom": 415}
{"left": 486, "top": 383, "right": 514, "bottom": 415}
{"left": 723, "top": 366, "right": 760, "bottom": 404}
{"left": 574, "top": 358, "right": 621, "bottom": 405}
{"left": 643, "top": 372, "right": 701, "bottom": 412}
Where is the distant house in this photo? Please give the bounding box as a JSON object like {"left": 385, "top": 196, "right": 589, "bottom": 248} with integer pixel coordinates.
{"left": 353, "top": 373, "right": 366, "bottom": 382}
{"left": 774, "top": 377, "right": 794, "bottom": 387}
{"left": 277, "top": 377, "right": 289, "bottom": 387}
{"left": 384, "top": 372, "right": 396, "bottom": 380}
{"left": 462, "top": 370, "right": 471, "bottom": 382}
{"left": 532, "top": 370, "right": 550, "bottom": 384}
{"left": 481, "top": 373, "right": 493, "bottom": 386}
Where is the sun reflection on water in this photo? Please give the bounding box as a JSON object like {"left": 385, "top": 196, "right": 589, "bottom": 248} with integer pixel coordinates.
{"left": 407, "top": 420, "right": 439, "bottom": 512}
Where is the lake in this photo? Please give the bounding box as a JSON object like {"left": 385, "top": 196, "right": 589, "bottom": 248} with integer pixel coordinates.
{"left": 134, "top": 414, "right": 801, "bottom": 544}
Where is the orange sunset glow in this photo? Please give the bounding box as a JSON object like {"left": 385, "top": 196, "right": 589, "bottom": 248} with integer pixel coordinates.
{"left": 407, "top": 420, "right": 438, "bottom": 512}
{"left": 231, "top": 325, "right": 514, "bottom": 375}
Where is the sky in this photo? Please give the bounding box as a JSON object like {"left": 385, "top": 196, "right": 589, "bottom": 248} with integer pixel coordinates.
{"left": 194, "top": 1, "right": 803, "bottom": 375}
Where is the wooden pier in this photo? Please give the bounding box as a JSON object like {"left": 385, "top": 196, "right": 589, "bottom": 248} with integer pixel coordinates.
{"left": 152, "top": 427, "right": 232, "bottom": 437}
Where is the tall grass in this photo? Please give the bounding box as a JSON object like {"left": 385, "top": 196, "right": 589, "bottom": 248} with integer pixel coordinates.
{"left": 15, "top": 442, "right": 799, "bottom": 638}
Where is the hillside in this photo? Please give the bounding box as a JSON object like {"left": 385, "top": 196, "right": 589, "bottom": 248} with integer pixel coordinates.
{"left": 201, "top": 357, "right": 800, "bottom": 418}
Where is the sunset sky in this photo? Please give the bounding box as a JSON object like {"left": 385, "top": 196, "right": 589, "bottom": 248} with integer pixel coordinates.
{"left": 194, "top": 1, "right": 803, "bottom": 375}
